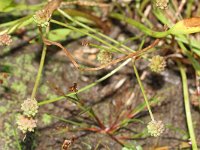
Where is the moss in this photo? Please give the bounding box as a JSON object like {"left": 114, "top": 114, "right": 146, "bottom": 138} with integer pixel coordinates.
{"left": 11, "top": 81, "right": 27, "bottom": 97}
{"left": 41, "top": 113, "right": 52, "bottom": 125}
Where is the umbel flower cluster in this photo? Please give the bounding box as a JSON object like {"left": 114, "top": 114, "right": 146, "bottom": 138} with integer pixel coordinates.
{"left": 16, "top": 98, "right": 38, "bottom": 133}
{"left": 33, "top": 9, "right": 51, "bottom": 27}
{"left": 16, "top": 115, "right": 37, "bottom": 133}
{"left": 149, "top": 55, "right": 166, "bottom": 73}
{"left": 97, "top": 50, "right": 113, "bottom": 64}
{"left": 33, "top": 0, "right": 62, "bottom": 27}
{"left": 147, "top": 120, "right": 165, "bottom": 137}
{"left": 21, "top": 98, "right": 38, "bottom": 117}
{"left": 155, "top": 0, "right": 169, "bottom": 9}
{"left": 0, "top": 33, "right": 12, "bottom": 46}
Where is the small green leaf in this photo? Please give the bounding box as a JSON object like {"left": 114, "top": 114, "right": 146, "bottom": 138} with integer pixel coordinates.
{"left": 48, "top": 28, "right": 71, "bottom": 41}
{"left": 42, "top": 114, "right": 52, "bottom": 125}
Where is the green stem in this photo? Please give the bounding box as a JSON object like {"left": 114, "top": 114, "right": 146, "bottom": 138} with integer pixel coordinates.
{"left": 57, "top": 9, "right": 134, "bottom": 53}
{"left": 31, "top": 45, "right": 47, "bottom": 100}
{"left": 50, "top": 19, "right": 125, "bottom": 54}
{"left": 186, "top": 0, "right": 194, "bottom": 18}
{"left": 178, "top": 62, "right": 198, "bottom": 150}
{"left": 50, "top": 114, "right": 85, "bottom": 127}
{"left": 133, "top": 63, "right": 154, "bottom": 121}
{"left": 110, "top": 13, "right": 170, "bottom": 38}
{"left": 38, "top": 58, "right": 131, "bottom": 106}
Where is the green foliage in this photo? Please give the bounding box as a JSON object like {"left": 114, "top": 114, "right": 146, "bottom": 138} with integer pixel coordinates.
{"left": 122, "top": 141, "right": 143, "bottom": 150}
{"left": 0, "top": 0, "right": 199, "bottom": 149}
{"left": 0, "top": 0, "right": 13, "bottom": 12}
{"left": 41, "top": 114, "right": 52, "bottom": 125}
{"left": 0, "top": 121, "right": 19, "bottom": 149}
{"left": 48, "top": 28, "right": 71, "bottom": 41}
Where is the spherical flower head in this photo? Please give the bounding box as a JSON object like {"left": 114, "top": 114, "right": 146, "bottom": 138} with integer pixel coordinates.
{"left": 97, "top": 50, "right": 112, "bottom": 64}
{"left": 149, "top": 55, "right": 166, "bottom": 73}
{"left": 147, "top": 120, "right": 165, "bottom": 137}
{"left": 0, "top": 34, "right": 12, "bottom": 46}
{"left": 155, "top": 0, "right": 169, "bottom": 9}
{"left": 21, "top": 98, "right": 38, "bottom": 117}
{"left": 16, "top": 115, "right": 37, "bottom": 134}
{"left": 33, "top": 9, "right": 51, "bottom": 27}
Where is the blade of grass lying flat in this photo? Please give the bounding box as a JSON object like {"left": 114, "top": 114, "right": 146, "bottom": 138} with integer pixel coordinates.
{"left": 178, "top": 62, "right": 198, "bottom": 150}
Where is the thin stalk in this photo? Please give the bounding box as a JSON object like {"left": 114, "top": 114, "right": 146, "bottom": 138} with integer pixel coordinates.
{"left": 178, "top": 62, "right": 198, "bottom": 150}
{"left": 31, "top": 44, "right": 47, "bottom": 99}
{"left": 0, "top": 15, "right": 32, "bottom": 28}
{"left": 89, "top": 43, "right": 111, "bottom": 52}
{"left": 133, "top": 63, "right": 154, "bottom": 121}
{"left": 68, "top": 94, "right": 104, "bottom": 128}
{"left": 140, "top": 0, "right": 150, "bottom": 12}
{"left": 57, "top": 8, "right": 134, "bottom": 52}
{"left": 38, "top": 58, "right": 131, "bottom": 106}
{"left": 50, "top": 114, "right": 84, "bottom": 126}
{"left": 110, "top": 13, "right": 170, "bottom": 38}
{"left": 186, "top": 0, "right": 194, "bottom": 18}
{"left": 136, "top": 9, "right": 153, "bottom": 28}
{"left": 50, "top": 19, "right": 126, "bottom": 54}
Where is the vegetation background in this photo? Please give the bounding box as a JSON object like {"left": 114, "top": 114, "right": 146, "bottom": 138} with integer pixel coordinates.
{"left": 0, "top": 0, "right": 199, "bottom": 150}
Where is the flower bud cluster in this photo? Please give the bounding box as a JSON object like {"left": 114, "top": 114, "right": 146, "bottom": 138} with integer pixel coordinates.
{"left": 97, "top": 50, "right": 113, "bottom": 64}
{"left": 149, "top": 55, "right": 166, "bottom": 73}
{"left": 33, "top": 9, "right": 51, "bottom": 27}
{"left": 0, "top": 33, "right": 12, "bottom": 46}
{"left": 155, "top": 0, "right": 169, "bottom": 9}
{"left": 147, "top": 120, "right": 165, "bottom": 137}
{"left": 16, "top": 98, "right": 38, "bottom": 134}
{"left": 16, "top": 115, "right": 37, "bottom": 133}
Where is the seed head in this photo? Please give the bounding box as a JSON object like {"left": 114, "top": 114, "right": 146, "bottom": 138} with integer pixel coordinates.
{"left": 97, "top": 50, "right": 112, "bottom": 64}
{"left": 147, "top": 120, "right": 165, "bottom": 137}
{"left": 16, "top": 115, "right": 37, "bottom": 133}
{"left": 21, "top": 98, "right": 38, "bottom": 117}
{"left": 33, "top": 9, "right": 51, "bottom": 27}
{"left": 155, "top": 0, "right": 169, "bottom": 9}
{"left": 149, "top": 55, "right": 166, "bottom": 73}
{"left": 0, "top": 34, "right": 12, "bottom": 46}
